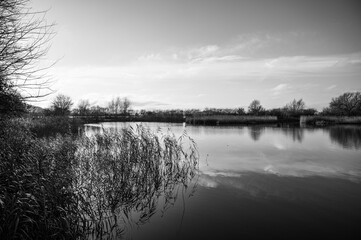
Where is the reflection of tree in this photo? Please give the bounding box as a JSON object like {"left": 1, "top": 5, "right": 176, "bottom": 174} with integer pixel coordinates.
{"left": 329, "top": 126, "right": 361, "bottom": 149}
{"left": 248, "top": 126, "right": 265, "bottom": 141}
{"left": 280, "top": 127, "right": 304, "bottom": 142}
{"left": 75, "top": 126, "right": 199, "bottom": 238}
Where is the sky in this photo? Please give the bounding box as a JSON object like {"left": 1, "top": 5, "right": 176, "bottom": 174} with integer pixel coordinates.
{"left": 29, "top": 0, "right": 361, "bottom": 110}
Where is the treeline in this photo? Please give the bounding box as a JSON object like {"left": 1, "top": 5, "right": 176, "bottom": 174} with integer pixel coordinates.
{"left": 24, "top": 92, "right": 361, "bottom": 122}
{"left": 26, "top": 94, "right": 133, "bottom": 117}
{"left": 149, "top": 92, "right": 361, "bottom": 119}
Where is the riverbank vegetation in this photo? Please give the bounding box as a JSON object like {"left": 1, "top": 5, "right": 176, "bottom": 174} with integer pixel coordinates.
{"left": 0, "top": 117, "right": 198, "bottom": 239}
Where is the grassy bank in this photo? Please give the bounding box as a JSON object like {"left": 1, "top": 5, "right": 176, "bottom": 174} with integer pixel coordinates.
{"left": 0, "top": 117, "right": 198, "bottom": 239}
{"left": 301, "top": 116, "right": 361, "bottom": 125}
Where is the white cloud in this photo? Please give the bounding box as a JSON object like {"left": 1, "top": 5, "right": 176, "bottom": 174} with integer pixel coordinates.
{"left": 270, "top": 83, "right": 290, "bottom": 96}
{"left": 271, "top": 83, "right": 288, "bottom": 91}
{"left": 326, "top": 85, "right": 337, "bottom": 90}
{"left": 39, "top": 37, "right": 361, "bottom": 109}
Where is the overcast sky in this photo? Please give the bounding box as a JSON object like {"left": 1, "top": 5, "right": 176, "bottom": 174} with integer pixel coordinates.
{"left": 30, "top": 0, "right": 361, "bottom": 110}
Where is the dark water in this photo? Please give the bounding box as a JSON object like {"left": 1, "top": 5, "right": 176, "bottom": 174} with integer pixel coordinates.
{"left": 84, "top": 123, "right": 361, "bottom": 239}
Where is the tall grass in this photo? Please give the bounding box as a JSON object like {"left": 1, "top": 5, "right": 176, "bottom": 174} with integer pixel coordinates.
{"left": 73, "top": 125, "right": 198, "bottom": 239}
{"left": 0, "top": 119, "right": 80, "bottom": 239}
{"left": 0, "top": 119, "right": 198, "bottom": 239}
{"left": 22, "top": 117, "right": 83, "bottom": 137}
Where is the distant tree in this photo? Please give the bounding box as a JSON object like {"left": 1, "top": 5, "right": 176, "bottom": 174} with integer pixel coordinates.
{"left": 122, "top": 97, "right": 131, "bottom": 115}
{"left": 248, "top": 100, "right": 265, "bottom": 115}
{"left": 51, "top": 94, "right": 73, "bottom": 115}
{"left": 89, "top": 105, "right": 106, "bottom": 115}
{"left": 78, "top": 99, "right": 91, "bottom": 115}
{"left": 107, "top": 97, "right": 132, "bottom": 115}
{"left": 107, "top": 98, "right": 116, "bottom": 114}
{"left": 267, "top": 108, "right": 285, "bottom": 118}
{"left": 236, "top": 108, "right": 246, "bottom": 115}
{"left": 284, "top": 99, "right": 305, "bottom": 113}
{"left": 328, "top": 92, "right": 361, "bottom": 116}
{"left": 108, "top": 97, "right": 123, "bottom": 114}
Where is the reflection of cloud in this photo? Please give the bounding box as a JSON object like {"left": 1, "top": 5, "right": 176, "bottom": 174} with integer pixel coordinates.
{"left": 198, "top": 171, "right": 361, "bottom": 201}
{"left": 202, "top": 169, "right": 242, "bottom": 178}
{"left": 274, "top": 142, "right": 286, "bottom": 150}
{"left": 264, "top": 165, "right": 279, "bottom": 175}
{"left": 198, "top": 174, "right": 218, "bottom": 188}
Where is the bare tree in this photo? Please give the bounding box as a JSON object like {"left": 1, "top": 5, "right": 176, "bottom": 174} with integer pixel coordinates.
{"left": 51, "top": 94, "right": 73, "bottom": 115}
{"left": 108, "top": 97, "right": 122, "bottom": 114}
{"left": 115, "top": 97, "right": 123, "bottom": 114}
{"left": 0, "top": 0, "right": 55, "bottom": 111}
{"left": 78, "top": 99, "right": 90, "bottom": 115}
{"left": 107, "top": 98, "right": 116, "bottom": 114}
{"left": 284, "top": 99, "right": 305, "bottom": 112}
{"left": 248, "top": 100, "right": 265, "bottom": 115}
{"left": 122, "top": 97, "right": 131, "bottom": 115}
{"left": 107, "top": 97, "right": 131, "bottom": 114}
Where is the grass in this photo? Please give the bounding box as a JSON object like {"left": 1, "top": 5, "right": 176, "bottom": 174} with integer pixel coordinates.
{"left": 0, "top": 118, "right": 198, "bottom": 239}
{"left": 301, "top": 116, "right": 361, "bottom": 125}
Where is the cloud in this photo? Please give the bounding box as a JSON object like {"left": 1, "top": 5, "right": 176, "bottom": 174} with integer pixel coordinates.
{"left": 271, "top": 83, "right": 288, "bottom": 91}
{"left": 132, "top": 100, "right": 170, "bottom": 108}
{"left": 270, "top": 83, "right": 290, "bottom": 96}
{"left": 326, "top": 85, "right": 337, "bottom": 91}
{"left": 41, "top": 33, "right": 361, "bottom": 109}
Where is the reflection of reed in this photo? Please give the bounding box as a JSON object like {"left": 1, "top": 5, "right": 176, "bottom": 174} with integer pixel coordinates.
{"left": 329, "top": 126, "right": 361, "bottom": 149}
{"left": 74, "top": 125, "right": 199, "bottom": 238}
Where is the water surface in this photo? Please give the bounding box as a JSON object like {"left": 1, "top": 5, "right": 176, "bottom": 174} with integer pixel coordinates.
{"left": 85, "top": 122, "right": 361, "bottom": 239}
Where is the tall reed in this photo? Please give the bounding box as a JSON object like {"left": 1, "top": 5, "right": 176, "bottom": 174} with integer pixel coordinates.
{"left": 73, "top": 125, "right": 198, "bottom": 239}
{"left": 0, "top": 119, "right": 198, "bottom": 239}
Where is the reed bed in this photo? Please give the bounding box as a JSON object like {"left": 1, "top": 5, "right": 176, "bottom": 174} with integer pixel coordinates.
{"left": 301, "top": 116, "right": 361, "bottom": 125}
{"left": 73, "top": 125, "right": 198, "bottom": 239}
{"left": 186, "top": 115, "right": 278, "bottom": 125}
{"left": 0, "top": 119, "right": 198, "bottom": 239}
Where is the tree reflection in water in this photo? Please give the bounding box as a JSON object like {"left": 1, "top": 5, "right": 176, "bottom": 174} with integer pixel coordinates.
{"left": 74, "top": 125, "right": 199, "bottom": 239}
{"left": 280, "top": 127, "right": 304, "bottom": 142}
{"left": 248, "top": 126, "right": 266, "bottom": 141}
{"left": 329, "top": 125, "right": 361, "bottom": 149}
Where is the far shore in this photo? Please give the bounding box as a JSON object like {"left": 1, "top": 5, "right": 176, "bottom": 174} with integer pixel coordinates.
{"left": 63, "top": 114, "right": 361, "bottom": 126}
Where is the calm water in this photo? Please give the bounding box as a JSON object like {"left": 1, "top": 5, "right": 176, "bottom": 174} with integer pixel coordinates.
{"left": 84, "top": 122, "right": 361, "bottom": 239}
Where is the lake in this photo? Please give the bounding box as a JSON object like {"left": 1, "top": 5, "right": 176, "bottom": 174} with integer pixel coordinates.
{"left": 84, "top": 122, "right": 361, "bottom": 239}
